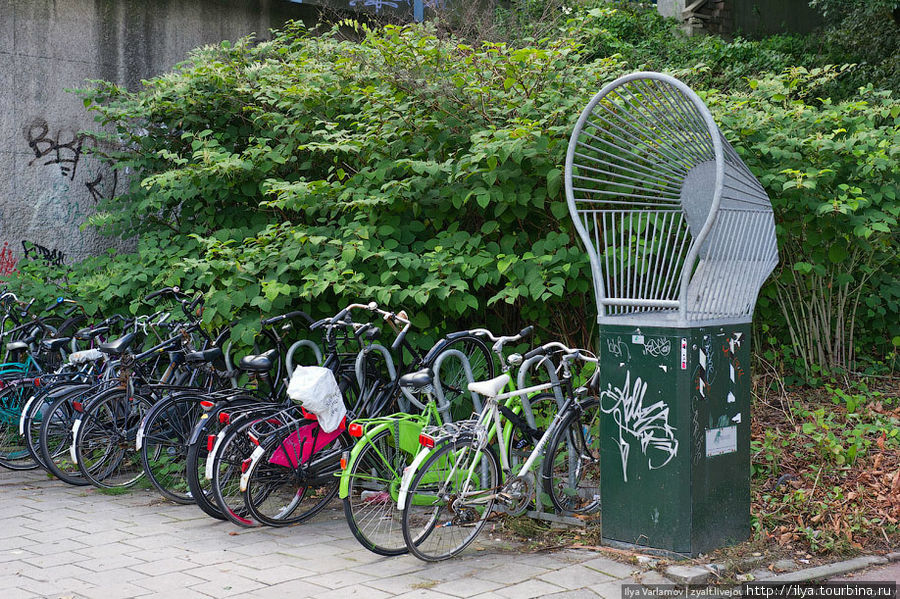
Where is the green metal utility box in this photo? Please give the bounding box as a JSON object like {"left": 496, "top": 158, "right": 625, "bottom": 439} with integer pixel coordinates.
{"left": 564, "top": 73, "right": 778, "bottom": 556}
{"left": 598, "top": 323, "right": 751, "bottom": 555}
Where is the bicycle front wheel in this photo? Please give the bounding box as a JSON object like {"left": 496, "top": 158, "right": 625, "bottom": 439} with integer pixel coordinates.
{"left": 401, "top": 437, "right": 500, "bottom": 562}
{"left": 343, "top": 427, "right": 411, "bottom": 556}
{"left": 541, "top": 397, "right": 601, "bottom": 515}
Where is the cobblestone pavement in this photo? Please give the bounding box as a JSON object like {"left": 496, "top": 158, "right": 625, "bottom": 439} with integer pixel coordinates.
{"left": 1, "top": 470, "right": 667, "bottom": 599}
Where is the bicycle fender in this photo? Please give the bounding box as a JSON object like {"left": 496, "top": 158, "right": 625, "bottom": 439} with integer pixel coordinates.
{"left": 18, "top": 395, "right": 36, "bottom": 436}
{"left": 69, "top": 417, "right": 82, "bottom": 464}
{"left": 204, "top": 428, "right": 228, "bottom": 480}
{"left": 240, "top": 445, "right": 266, "bottom": 492}
{"left": 338, "top": 421, "right": 393, "bottom": 499}
{"left": 396, "top": 445, "right": 435, "bottom": 511}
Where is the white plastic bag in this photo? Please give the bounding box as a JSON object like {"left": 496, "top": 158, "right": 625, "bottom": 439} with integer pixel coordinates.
{"left": 68, "top": 349, "right": 104, "bottom": 365}
{"left": 286, "top": 366, "right": 346, "bottom": 433}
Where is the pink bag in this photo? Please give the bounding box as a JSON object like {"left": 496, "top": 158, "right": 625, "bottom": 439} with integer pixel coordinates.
{"left": 268, "top": 417, "right": 346, "bottom": 467}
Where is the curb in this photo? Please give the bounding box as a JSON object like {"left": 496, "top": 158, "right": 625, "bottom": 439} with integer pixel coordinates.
{"left": 763, "top": 555, "right": 889, "bottom": 583}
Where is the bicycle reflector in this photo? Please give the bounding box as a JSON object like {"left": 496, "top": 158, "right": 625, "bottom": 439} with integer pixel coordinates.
{"left": 418, "top": 433, "right": 435, "bottom": 448}
{"left": 72, "top": 401, "right": 83, "bottom": 412}
{"left": 218, "top": 412, "right": 230, "bottom": 425}
{"left": 248, "top": 432, "right": 260, "bottom": 446}
{"left": 199, "top": 400, "right": 214, "bottom": 410}
{"left": 340, "top": 450, "right": 349, "bottom": 470}
{"left": 348, "top": 423, "right": 364, "bottom": 437}
{"left": 207, "top": 434, "right": 216, "bottom": 452}
{"left": 241, "top": 457, "right": 252, "bottom": 474}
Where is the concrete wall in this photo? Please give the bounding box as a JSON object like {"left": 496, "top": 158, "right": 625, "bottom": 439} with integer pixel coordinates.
{"left": 0, "top": 0, "right": 313, "bottom": 277}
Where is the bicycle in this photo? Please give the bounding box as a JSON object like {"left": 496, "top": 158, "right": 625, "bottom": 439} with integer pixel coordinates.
{"left": 398, "top": 340, "right": 599, "bottom": 561}
{"left": 237, "top": 303, "right": 495, "bottom": 529}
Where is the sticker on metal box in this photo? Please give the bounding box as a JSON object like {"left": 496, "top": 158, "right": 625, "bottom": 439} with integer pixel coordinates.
{"left": 705, "top": 425, "right": 737, "bottom": 457}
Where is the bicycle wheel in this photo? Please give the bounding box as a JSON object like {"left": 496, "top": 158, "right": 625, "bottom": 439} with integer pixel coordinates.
{"left": 0, "top": 381, "right": 39, "bottom": 470}
{"left": 211, "top": 414, "right": 269, "bottom": 527}
{"left": 21, "top": 383, "right": 52, "bottom": 470}
{"left": 140, "top": 394, "right": 204, "bottom": 504}
{"left": 243, "top": 420, "right": 348, "bottom": 527}
{"left": 24, "top": 383, "right": 90, "bottom": 471}
{"left": 430, "top": 336, "right": 493, "bottom": 422}
{"left": 185, "top": 429, "right": 227, "bottom": 520}
{"left": 39, "top": 390, "right": 93, "bottom": 485}
{"left": 74, "top": 390, "right": 152, "bottom": 488}
{"left": 401, "top": 437, "right": 501, "bottom": 561}
{"left": 344, "top": 427, "right": 411, "bottom": 556}
{"left": 541, "top": 397, "right": 601, "bottom": 515}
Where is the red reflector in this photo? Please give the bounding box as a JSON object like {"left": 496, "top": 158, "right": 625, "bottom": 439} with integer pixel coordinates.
{"left": 34, "top": 377, "right": 41, "bottom": 387}
{"left": 218, "top": 412, "right": 230, "bottom": 425}
{"left": 72, "top": 401, "right": 83, "bottom": 412}
{"left": 241, "top": 458, "right": 252, "bottom": 473}
{"left": 199, "top": 400, "right": 214, "bottom": 410}
{"left": 248, "top": 433, "right": 260, "bottom": 446}
{"left": 348, "top": 423, "right": 364, "bottom": 438}
{"left": 418, "top": 433, "right": 435, "bottom": 448}
{"left": 207, "top": 434, "right": 216, "bottom": 452}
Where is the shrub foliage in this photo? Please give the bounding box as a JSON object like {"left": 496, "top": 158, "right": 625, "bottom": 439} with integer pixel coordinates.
{"left": 10, "top": 6, "right": 899, "bottom": 371}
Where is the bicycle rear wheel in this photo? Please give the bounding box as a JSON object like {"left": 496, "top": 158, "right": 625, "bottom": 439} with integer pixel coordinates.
{"left": 243, "top": 420, "right": 347, "bottom": 527}
{"left": 74, "top": 391, "right": 152, "bottom": 488}
{"left": 211, "top": 414, "right": 268, "bottom": 527}
{"left": 0, "top": 381, "right": 39, "bottom": 470}
{"left": 140, "top": 394, "right": 204, "bottom": 504}
{"left": 401, "top": 437, "right": 500, "bottom": 561}
{"left": 343, "top": 427, "right": 411, "bottom": 556}
{"left": 541, "top": 397, "right": 601, "bottom": 515}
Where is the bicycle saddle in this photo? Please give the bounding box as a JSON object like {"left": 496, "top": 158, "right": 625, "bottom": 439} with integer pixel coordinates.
{"left": 467, "top": 373, "right": 510, "bottom": 398}
{"left": 185, "top": 347, "right": 226, "bottom": 371}
{"left": 41, "top": 337, "right": 71, "bottom": 352}
{"left": 239, "top": 348, "right": 277, "bottom": 372}
{"left": 98, "top": 332, "right": 136, "bottom": 356}
{"left": 398, "top": 368, "right": 433, "bottom": 390}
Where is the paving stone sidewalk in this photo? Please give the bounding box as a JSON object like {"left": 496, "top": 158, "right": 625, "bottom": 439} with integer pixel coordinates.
{"left": 0, "top": 470, "right": 666, "bottom": 599}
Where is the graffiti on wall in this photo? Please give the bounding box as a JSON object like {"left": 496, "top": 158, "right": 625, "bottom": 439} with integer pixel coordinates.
{"left": 2, "top": 117, "right": 123, "bottom": 272}
{"left": 0, "top": 243, "right": 18, "bottom": 278}
{"left": 25, "top": 118, "right": 87, "bottom": 181}
{"left": 21, "top": 241, "right": 66, "bottom": 267}
{"left": 599, "top": 370, "right": 679, "bottom": 482}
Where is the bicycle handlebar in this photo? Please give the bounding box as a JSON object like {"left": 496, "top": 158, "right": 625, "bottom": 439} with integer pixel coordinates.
{"left": 261, "top": 310, "right": 313, "bottom": 327}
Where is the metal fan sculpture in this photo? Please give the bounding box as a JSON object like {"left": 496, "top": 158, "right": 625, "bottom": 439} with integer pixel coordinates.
{"left": 565, "top": 72, "right": 778, "bottom": 325}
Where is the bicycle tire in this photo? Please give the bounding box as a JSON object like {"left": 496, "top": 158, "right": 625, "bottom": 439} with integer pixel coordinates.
{"left": 0, "top": 381, "right": 40, "bottom": 470}
{"left": 185, "top": 430, "right": 228, "bottom": 521}
{"left": 140, "top": 393, "right": 205, "bottom": 504}
{"left": 343, "top": 427, "right": 410, "bottom": 556}
{"left": 24, "top": 382, "right": 90, "bottom": 471}
{"left": 541, "top": 397, "right": 601, "bottom": 515}
{"left": 74, "top": 390, "right": 153, "bottom": 488}
{"left": 243, "top": 421, "right": 348, "bottom": 527}
{"left": 211, "top": 413, "right": 270, "bottom": 527}
{"left": 401, "top": 436, "right": 501, "bottom": 562}
{"left": 38, "top": 390, "right": 94, "bottom": 485}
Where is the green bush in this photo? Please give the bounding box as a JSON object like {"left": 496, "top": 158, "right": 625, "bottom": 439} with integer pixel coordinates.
{"left": 9, "top": 8, "right": 899, "bottom": 372}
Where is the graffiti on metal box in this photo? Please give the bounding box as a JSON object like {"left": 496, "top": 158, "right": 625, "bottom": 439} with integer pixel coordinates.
{"left": 642, "top": 337, "right": 671, "bottom": 357}
{"left": 605, "top": 336, "right": 631, "bottom": 360}
{"left": 599, "top": 370, "right": 679, "bottom": 482}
